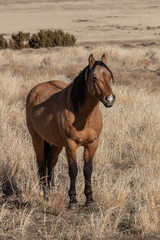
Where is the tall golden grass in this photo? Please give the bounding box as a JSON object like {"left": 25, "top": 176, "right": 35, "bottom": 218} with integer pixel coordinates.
{"left": 0, "top": 45, "right": 160, "bottom": 239}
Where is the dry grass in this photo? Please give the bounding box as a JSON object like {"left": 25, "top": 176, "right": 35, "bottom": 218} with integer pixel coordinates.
{"left": 0, "top": 44, "right": 160, "bottom": 239}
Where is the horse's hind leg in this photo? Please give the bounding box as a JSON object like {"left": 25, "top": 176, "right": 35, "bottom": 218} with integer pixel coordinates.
{"left": 47, "top": 145, "right": 62, "bottom": 188}
{"left": 65, "top": 140, "right": 78, "bottom": 209}
{"left": 31, "top": 134, "right": 46, "bottom": 190}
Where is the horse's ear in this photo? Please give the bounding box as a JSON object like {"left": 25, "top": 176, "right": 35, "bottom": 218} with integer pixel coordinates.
{"left": 88, "top": 54, "right": 95, "bottom": 68}
{"left": 101, "top": 54, "right": 107, "bottom": 65}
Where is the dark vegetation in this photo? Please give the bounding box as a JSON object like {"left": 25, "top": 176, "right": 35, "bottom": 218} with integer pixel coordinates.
{"left": 0, "top": 34, "right": 8, "bottom": 49}
{"left": 0, "top": 30, "right": 76, "bottom": 50}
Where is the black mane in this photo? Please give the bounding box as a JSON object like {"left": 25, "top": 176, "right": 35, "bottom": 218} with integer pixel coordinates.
{"left": 70, "top": 66, "right": 88, "bottom": 113}
{"left": 70, "top": 61, "right": 114, "bottom": 113}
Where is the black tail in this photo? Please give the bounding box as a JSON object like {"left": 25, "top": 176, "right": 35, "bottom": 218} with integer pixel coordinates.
{"left": 44, "top": 141, "right": 52, "bottom": 188}
{"left": 44, "top": 140, "right": 50, "bottom": 169}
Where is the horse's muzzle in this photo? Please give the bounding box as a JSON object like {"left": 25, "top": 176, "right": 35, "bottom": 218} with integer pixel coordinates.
{"left": 103, "top": 94, "right": 115, "bottom": 108}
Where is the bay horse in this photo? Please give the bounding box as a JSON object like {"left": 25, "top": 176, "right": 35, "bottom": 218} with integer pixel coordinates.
{"left": 26, "top": 54, "right": 115, "bottom": 209}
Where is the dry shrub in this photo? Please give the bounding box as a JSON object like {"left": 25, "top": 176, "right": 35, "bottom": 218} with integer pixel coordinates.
{"left": 0, "top": 30, "right": 76, "bottom": 50}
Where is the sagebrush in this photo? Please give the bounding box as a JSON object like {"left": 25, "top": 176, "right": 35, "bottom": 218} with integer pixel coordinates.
{"left": 0, "top": 30, "right": 76, "bottom": 50}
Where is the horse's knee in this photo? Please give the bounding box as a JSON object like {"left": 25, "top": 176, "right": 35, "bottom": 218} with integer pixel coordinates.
{"left": 83, "top": 160, "right": 92, "bottom": 178}
{"left": 69, "top": 161, "right": 78, "bottom": 179}
{"left": 83, "top": 159, "right": 94, "bottom": 203}
{"left": 68, "top": 161, "right": 78, "bottom": 203}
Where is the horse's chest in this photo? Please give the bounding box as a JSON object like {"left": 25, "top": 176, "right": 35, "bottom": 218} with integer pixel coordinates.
{"left": 75, "top": 128, "right": 99, "bottom": 145}
{"left": 61, "top": 112, "right": 102, "bottom": 146}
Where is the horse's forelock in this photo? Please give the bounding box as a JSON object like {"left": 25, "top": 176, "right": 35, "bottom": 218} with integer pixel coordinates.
{"left": 89, "top": 61, "right": 114, "bottom": 83}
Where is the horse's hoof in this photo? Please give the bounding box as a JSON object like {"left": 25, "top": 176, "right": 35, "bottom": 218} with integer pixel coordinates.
{"left": 85, "top": 199, "right": 94, "bottom": 207}
{"left": 68, "top": 202, "right": 78, "bottom": 210}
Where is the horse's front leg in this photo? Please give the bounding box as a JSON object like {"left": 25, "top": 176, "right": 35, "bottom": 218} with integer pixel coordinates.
{"left": 83, "top": 138, "right": 99, "bottom": 206}
{"left": 65, "top": 140, "right": 78, "bottom": 209}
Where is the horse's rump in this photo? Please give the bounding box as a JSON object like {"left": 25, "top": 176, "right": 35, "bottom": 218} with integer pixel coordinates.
{"left": 26, "top": 80, "right": 68, "bottom": 146}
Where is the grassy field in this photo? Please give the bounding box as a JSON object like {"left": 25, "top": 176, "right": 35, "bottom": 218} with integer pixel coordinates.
{"left": 0, "top": 44, "right": 160, "bottom": 239}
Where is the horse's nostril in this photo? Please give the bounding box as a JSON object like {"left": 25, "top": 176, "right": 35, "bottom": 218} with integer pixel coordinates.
{"left": 105, "top": 95, "right": 114, "bottom": 104}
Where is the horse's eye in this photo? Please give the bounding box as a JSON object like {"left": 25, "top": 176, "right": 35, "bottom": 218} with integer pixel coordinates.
{"left": 93, "top": 76, "right": 97, "bottom": 82}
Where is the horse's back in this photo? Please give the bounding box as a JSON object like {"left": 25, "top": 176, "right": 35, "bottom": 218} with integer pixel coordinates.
{"left": 26, "top": 80, "right": 68, "bottom": 107}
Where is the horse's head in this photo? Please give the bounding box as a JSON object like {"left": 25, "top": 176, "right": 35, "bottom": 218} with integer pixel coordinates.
{"left": 86, "top": 54, "right": 115, "bottom": 107}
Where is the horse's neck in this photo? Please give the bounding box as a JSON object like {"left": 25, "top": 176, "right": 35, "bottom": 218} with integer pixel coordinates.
{"left": 78, "top": 93, "right": 100, "bottom": 119}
